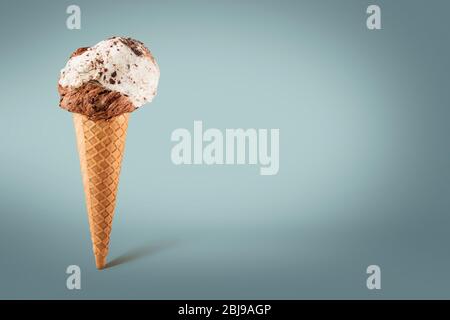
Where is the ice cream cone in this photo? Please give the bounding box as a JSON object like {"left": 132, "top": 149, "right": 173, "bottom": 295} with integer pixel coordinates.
{"left": 73, "top": 113, "right": 129, "bottom": 269}
{"left": 58, "top": 37, "right": 159, "bottom": 269}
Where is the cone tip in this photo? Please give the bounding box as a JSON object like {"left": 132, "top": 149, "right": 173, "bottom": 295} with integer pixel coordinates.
{"left": 95, "top": 255, "right": 107, "bottom": 270}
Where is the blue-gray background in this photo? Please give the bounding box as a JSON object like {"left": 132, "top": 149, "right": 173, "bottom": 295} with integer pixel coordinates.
{"left": 0, "top": 0, "right": 449, "bottom": 299}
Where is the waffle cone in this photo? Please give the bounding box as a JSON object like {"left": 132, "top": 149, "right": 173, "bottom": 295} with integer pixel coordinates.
{"left": 73, "top": 113, "right": 129, "bottom": 269}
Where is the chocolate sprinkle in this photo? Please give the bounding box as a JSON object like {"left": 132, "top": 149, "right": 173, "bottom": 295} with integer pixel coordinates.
{"left": 70, "top": 47, "right": 89, "bottom": 58}
{"left": 118, "top": 37, "right": 147, "bottom": 56}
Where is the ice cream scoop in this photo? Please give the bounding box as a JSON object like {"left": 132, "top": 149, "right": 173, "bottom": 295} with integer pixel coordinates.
{"left": 58, "top": 37, "right": 159, "bottom": 269}
{"left": 58, "top": 36, "right": 160, "bottom": 120}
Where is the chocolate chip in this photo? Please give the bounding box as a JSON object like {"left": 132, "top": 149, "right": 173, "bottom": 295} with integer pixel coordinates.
{"left": 109, "top": 79, "right": 116, "bottom": 84}
{"left": 118, "top": 37, "right": 146, "bottom": 56}
{"left": 111, "top": 71, "right": 117, "bottom": 78}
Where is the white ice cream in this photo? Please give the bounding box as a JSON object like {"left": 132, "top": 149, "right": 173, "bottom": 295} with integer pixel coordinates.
{"left": 59, "top": 37, "right": 160, "bottom": 107}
